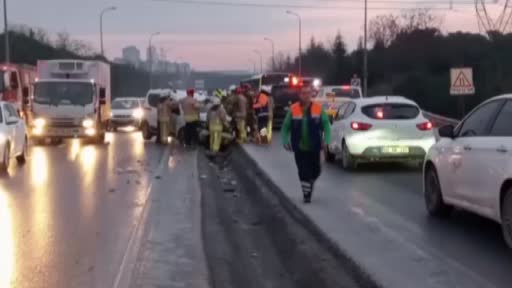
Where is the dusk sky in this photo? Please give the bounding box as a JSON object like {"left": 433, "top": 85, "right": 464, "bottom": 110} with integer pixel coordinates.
{"left": 6, "top": 0, "right": 503, "bottom": 70}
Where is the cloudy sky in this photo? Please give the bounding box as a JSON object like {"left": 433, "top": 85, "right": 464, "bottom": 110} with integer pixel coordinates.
{"left": 6, "top": 0, "right": 502, "bottom": 70}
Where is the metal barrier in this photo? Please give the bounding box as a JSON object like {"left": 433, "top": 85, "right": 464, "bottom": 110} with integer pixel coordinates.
{"left": 422, "top": 111, "right": 459, "bottom": 127}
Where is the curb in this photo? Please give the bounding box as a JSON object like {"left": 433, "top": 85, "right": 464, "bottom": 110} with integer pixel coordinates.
{"left": 236, "top": 145, "right": 382, "bottom": 288}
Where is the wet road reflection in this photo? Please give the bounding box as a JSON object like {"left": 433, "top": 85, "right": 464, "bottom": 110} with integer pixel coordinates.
{"left": 0, "top": 132, "right": 165, "bottom": 288}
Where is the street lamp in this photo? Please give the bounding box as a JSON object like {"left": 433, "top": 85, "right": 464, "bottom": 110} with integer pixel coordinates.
{"left": 253, "top": 50, "right": 263, "bottom": 73}
{"left": 100, "top": 6, "right": 117, "bottom": 57}
{"left": 3, "top": 0, "right": 9, "bottom": 63}
{"left": 264, "top": 37, "right": 275, "bottom": 72}
{"left": 248, "top": 59, "right": 256, "bottom": 73}
{"left": 286, "top": 10, "right": 302, "bottom": 77}
{"left": 148, "top": 32, "right": 161, "bottom": 89}
{"left": 363, "top": 0, "right": 368, "bottom": 97}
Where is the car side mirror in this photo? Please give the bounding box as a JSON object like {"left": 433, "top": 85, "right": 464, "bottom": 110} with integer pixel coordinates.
{"left": 99, "top": 87, "right": 106, "bottom": 105}
{"left": 6, "top": 116, "right": 18, "bottom": 125}
{"left": 22, "top": 87, "right": 30, "bottom": 105}
{"left": 438, "top": 124, "right": 455, "bottom": 139}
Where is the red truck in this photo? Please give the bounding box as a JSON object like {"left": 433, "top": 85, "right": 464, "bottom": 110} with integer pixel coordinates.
{"left": 0, "top": 63, "right": 37, "bottom": 124}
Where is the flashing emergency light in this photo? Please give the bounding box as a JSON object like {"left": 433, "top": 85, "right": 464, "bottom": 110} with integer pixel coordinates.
{"left": 291, "top": 76, "right": 300, "bottom": 86}
{"left": 341, "top": 85, "right": 351, "bottom": 90}
{"left": 313, "top": 78, "right": 321, "bottom": 88}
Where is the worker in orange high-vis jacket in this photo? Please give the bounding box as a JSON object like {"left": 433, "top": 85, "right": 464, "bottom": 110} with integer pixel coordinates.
{"left": 253, "top": 88, "right": 270, "bottom": 143}
{"left": 281, "top": 86, "right": 331, "bottom": 203}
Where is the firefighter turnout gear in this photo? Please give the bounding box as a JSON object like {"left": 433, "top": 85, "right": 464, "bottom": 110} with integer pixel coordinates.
{"left": 180, "top": 92, "right": 201, "bottom": 146}
{"left": 253, "top": 91, "right": 269, "bottom": 143}
{"left": 281, "top": 101, "right": 331, "bottom": 203}
{"left": 207, "top": 102, "right": 228, "bottom": 153}
{"left": 157, "top": 96, "right": 174, "bottom": 144}
{"left": 235, "top": 92, "right": 248, "bottom": 143}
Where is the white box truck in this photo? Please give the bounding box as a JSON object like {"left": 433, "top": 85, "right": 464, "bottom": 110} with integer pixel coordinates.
{"left": 32, "top": 60, "right": 111, "bottom": 143}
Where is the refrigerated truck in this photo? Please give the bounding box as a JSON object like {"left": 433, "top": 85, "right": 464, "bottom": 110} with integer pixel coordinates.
{"left": 32, "top": 60, "right": 111, "bottom": 143}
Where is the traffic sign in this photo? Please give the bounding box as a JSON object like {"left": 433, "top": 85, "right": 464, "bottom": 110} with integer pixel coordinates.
{"left": 450, "top": 68, "right": 475, "bottom": 95}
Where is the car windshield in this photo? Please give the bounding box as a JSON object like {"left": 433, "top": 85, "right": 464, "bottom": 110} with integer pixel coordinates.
{"left": 112, "top": 99, "right": 139, "bottom": 109}
{"left": 34, "top": 81, "right": 94, "bottom": 106}
{"left": 362, "top": 103, "right": 420, "bottom": 119}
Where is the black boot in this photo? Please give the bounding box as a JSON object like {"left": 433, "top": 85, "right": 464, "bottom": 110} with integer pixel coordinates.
{"left": 301, "top": 181, "right": 312, "bottom": 203}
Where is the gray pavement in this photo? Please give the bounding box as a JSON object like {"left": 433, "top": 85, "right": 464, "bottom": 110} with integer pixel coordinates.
{"left": 243, "top": 134, "right": 512, "bottom": 288}
{"left": 0, "top": 131, "right": 200, "bottom": 288}
{"left": 129, "top": 148, "right": 208, "bottom": 288}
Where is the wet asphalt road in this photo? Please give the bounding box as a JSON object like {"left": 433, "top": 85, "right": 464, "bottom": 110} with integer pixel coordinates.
{"left": 0, "top": 131, "right": 166, "bottom": 288}
{"left": 244, "top": 135, "right": 512, "bottom": 288}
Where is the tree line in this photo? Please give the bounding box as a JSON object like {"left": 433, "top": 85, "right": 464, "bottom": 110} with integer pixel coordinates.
{"left": 274, "top": 9, "right": 512, "bottom": 118}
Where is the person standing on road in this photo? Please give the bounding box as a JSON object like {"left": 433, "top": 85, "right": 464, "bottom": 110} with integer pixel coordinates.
{"left": 180, "top": 88, "right": 201, "bottom": 147}
{"left": 234, "top": 87, "right": 247, "bottom": 143}
{"left": 253, "top": 88, "right": 270, "bottom": 144}
{"left": 207, "top": 95, "right": 228, "bottom": 153}
{"left": 157, "top": 94, "right": 174, "bottom": 145}
{"left": 281, "top": 86, "right": 331, "bottom": 203}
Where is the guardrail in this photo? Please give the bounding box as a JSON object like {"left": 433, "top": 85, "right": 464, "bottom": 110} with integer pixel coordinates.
{"left": 422, "top": 111, "right": 459, "bottom": 127}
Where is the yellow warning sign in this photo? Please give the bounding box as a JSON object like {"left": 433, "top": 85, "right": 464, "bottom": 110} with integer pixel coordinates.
{"left": 450, "top": 68, "right": 475, "bottom": 95}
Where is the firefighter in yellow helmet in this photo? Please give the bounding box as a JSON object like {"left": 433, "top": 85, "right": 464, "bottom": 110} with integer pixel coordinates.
{"left": 207, "top": 94, "right": 228, "bottom": 153}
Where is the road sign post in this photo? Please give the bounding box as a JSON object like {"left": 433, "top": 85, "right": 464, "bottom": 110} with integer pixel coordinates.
{"left": 450, "top": 67, "right": 475, "bottom": 117}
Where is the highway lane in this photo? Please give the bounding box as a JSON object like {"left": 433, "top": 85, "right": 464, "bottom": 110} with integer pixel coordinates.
{"left": 244, "top": 135, "right": 512, "bottom": 288}
{"left": 0, "top": 131, "right": 166, "bottom": 288}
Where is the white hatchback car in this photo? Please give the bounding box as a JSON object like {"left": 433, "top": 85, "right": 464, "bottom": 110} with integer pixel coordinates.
{"left": 110, "top": 97, "right": 144, "bottom": 131}
{"left": 423, "top": 94, "right": 512, "bottom": 248}
{"left": 326, "top": 96, "right": 436, "bottom": 169}
{"left": 0, "top": 102, "right": 28, "bottom": 172}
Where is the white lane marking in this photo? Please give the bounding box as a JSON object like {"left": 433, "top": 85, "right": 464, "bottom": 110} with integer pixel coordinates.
{"left": 112, "top": 147, "right": 170, "bottom": 288}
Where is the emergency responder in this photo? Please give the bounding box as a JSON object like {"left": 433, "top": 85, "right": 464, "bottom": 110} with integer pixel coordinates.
{"left": 242, "top": 85, "right": 257, "bottom": 142}
{"left": 180, "top": 88, "right": 202, "bottom": 146}
{"left": 234, "top": 86, "right": 247, "bottom": 143}
{"left": 157, "top": 94, "right": 174, "bottom": 145}
{"left": 253, "top": 87, "right": 270, "bottom": 143}
{"left": 207, "top": 95, "right": 228, "bottom": 153}
{"left": 281, "top": 86, "right": 331, "bottom": 203}
{"left": 261, "top": 85, "right": 274, "bottom": 143}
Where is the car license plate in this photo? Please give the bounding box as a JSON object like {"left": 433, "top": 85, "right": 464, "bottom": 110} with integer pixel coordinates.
{"left": 382, "top": 146, "right": 409, "bottom": 154}
{"left": 50, "top": 128, "right": 79, "bottom": 136}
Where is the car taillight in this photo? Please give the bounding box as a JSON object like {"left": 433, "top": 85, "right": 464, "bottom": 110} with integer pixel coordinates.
{"left": 416, "top": 121, "right": 433, "bottom": 131}
{"left": 351, "top": 121, "right": 373, "bottom": 131}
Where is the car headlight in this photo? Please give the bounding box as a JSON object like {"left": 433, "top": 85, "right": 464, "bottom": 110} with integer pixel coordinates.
{"left": 34, "top": 118, "right": 46, "bottom": 128}
{"left": 82, "top": 118, "right": 95, "bottom": 128}
{"left": 132, "top": 108, "right": 144, "bottom": 119}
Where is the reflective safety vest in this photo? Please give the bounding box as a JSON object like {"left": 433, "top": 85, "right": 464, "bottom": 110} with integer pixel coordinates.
{"left": 253, "top": 92, "right": 269, "bottom": 117}
{"left": 290, "top": 101, "right": 323, "bottom": 152}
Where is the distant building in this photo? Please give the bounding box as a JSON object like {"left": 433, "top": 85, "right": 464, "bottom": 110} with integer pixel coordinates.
{"left": 113, "top": 57, "right": 126, "bottom": 65}
{"left": 122, "top": 46, "right": 141, "bottom": 67}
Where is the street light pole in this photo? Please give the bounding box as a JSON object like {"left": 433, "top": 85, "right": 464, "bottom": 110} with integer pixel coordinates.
{"left": 253, "top": 50, "right": 263, "bottom": 73}
{"left": 264, "top": 37, "right": 275, "bottom": 71}
{"left": 249, "top": 59, "right": 256, "bottom": 73}
{"left": 148, "top": 32, "right": 160, "bottom": 89}
{"left": 3, "top": 0, "right": 9, "bottom": 63}
{"left": 286, "top": 10, "right": 302, "bottom": 77}
{"left": 100, "top": 6, "right": 117, "bottom": 57}
{"left": 363, "top": 0, "right": 368, "bottom": 97}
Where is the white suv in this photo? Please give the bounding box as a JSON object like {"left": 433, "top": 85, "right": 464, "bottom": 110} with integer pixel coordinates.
{"left": 327, "top": 96, "right": 436, "bottom": 169}
{"left": 424, "top": 94, "right": 512, "bottom": 248}
{"left": 141, "top": 89, "right": 185, "bottom": 141}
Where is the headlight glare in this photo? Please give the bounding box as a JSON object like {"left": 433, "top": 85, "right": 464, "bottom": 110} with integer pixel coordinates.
{"left": 34, "top": 118, "right": 46, "bottom": 128}
{"left": 82, "top": 118, "right": 94, "bottom": 128}
{"left": 132, "top": 108, "right": 144, "bottom": 119}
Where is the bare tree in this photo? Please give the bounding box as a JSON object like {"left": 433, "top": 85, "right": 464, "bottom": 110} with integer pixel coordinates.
{"left": 55, "top": 32, "right": 71, "bottom": 50}
{"left": 369, "top": 9, "right": 442, "bottom": 47}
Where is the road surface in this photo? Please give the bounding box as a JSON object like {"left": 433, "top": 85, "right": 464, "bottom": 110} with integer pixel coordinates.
{"left": 0, "top": 131, "right": 166, "bottom": 288}
{"left": 243, "top": 134, "right": 512, "bottom": 288}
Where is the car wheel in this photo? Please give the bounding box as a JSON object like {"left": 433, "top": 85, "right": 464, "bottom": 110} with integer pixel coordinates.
{"left": 424, "top": 165, "right": 452, "bottom": 218}
{"left": 324, "top": 146, "right": 335, "bottom": 163}
{"left": 501, "top": 188, "right": 512, "bottom": 249}
{"left": 16, "top": 136, "right": 27, "bottom": 165}
{"left": 0, "top": 143, "right": 10, "bottom": 173}
{"left": 341, "top": 141, "right": 356, "bottom": 170}
{"left": 141, "top": 121, "right": 152, "bottom": 140}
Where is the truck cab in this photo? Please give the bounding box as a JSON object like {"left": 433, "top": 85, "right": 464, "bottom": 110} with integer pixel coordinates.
{"left": 31, "top": 60, "right": 111, "bottom": 143}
